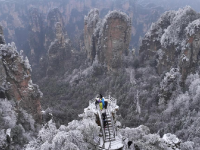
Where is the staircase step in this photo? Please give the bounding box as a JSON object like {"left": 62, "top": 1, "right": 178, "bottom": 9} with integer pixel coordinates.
{"left": 105, "top": 135, "right": 115, "bottom": 139}
{"left": 105, "top": 123, "right": 112, "bottom": 126}
{"left": 105, "top": 126, "right": 111, "bottom": 128}
{"left": 104, "top": 129, "right": 113, "bottom": 132}
{"left": 104, "top": 128, "right": 113, "bottom": 132}
{"left": 105, "top": 130, "right": 114, "bottom": 133}
{"left": 105, "top": 131, "right": 113, "bottom": 134}
{"left": 106, "top": 134, "right": 114, "bottom": 137}
{"left": 105, "top": 138, "right": 115, "bottom": 142}
{"left": 105, "top": 129, "right": 113, "bottom": 133}
{"left": 105, "top": 131, "right": 113, "bottom": 135}
{"left": 106, "top": 117, "right": 111, "bottom": 120}
{"left": 105, "top": 125, "right": 112, "bottom": 128}
{"left": 104, "top": 120, "right": 111, "bottom": 122}
{"left": 104, "top": 123, "right": 111, "bottom": 126}
{"left": 106, "top": 120, "right": 111, "bottom": 122}
{"left": 105, "top": 133, "right": 114, "bottom": 137}
{"left": 105, "top": 136, "right": 115, "bottom": 139}
{"left": 105, "top": 132, "right": 114, "bottom": 135}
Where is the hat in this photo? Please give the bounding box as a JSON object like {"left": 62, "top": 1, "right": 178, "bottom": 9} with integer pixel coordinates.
{"left": 99, "top": 94, "right": 103, "bottom": 99}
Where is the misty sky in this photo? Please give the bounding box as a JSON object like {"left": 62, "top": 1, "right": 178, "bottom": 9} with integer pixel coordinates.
{"left": 139, "top": 0, "right": 200, "bottom": 12}
{"left": 0, "top": 0, "right": 200, "bottom": 12}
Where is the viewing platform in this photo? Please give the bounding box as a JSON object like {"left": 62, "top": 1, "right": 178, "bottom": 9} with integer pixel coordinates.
{"left": 88, "top": 96, "right": 124, "bottom": 150}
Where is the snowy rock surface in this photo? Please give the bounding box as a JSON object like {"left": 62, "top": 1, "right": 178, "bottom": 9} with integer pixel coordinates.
{"left": 25, "top": 108, "right": 100, "bottom": 150}
{"left": 84, "top": 8, "right": 100, "bottom": 61}
{"left": 28, "top": 7, "right": 45, "bottom": 66}
{"left": 140, "top": 6, "right": 200, "bottom": 80}
{"left": 121, "top": 126, "right": 194, "bottom": 150}
{"left": 46, "top": 9, "right": 72, "bottom": 76}
{"left": 84, "top": 9, "right": 131, "bottom": 70}
{"left": 0, "top": 26, "right": 5, "bottom": 44}
{"left": 0, "top": 26, "right": 42, "bottom": 123}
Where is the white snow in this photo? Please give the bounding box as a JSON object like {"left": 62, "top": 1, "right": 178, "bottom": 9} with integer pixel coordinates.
{"left": 145, "top": 10, "right": 176, "bottom": 41}
{"left": 84, "top": 8, "right": 99, "bottom": 28}
{"left": 186, "top": 19, "right": 200, "bottom": 36}
{"left": 160, "top": 6, "right": 199, "bottom": 49}
{"left": 181, "top": 54, "right": 189, "bottom": 62}
{"left": 163, "top": 133, "right": 180, "bottom": 145}
{"left": 145, "top": 6, "right": 200, "bottom": 53}
{"left": 157, "top": 49, "right": 165, "bottom": 60}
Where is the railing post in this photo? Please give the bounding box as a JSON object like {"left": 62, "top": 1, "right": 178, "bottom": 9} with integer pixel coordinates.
{"left": 97, "top": 105, "right": 106, "bottom": 148}
{"left": 108, "top": 104, "right": 116, "bottom": 139}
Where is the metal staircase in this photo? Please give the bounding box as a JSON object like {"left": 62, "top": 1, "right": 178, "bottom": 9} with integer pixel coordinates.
{"left": 94, "top": 96, "right": 123, "bottom": 150}
{"left": 104, "top": 107, "right": 115, "bottom": 143}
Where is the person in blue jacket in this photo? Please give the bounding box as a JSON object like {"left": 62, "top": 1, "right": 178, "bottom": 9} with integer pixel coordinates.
{"left": 95, "top": 94, "right": 106, "bottom": 110}
{"left": 99, "top": 94, "right": 105, "bottom": 108}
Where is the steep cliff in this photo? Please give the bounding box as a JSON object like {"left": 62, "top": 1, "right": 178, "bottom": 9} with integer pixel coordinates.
{"left": 47, "top": 22, "right": 72, "bottom": 76}
{"left": 97, "top": 11, "right": 131, "bottom": 70}
{"left": 84, "top": 8, "right": 99, "bottom": 61}
{"left": 140, "top": 6, "right": 200, "bottom": 81}
{"left": 44, "top": 8, "right": 72, "bottom": 76}
{"left": 84, "top": 10, "right": 131, "bottom": 70}
{"left": 45, "top": 8, "right": 65, "bottom": 50}
{"left": 28, "top": 7, "right": 45, "bottom": 66}
{"left": 0, "top": 26, "right": 42, "bottom": 123}
{"left": 0, "top": 25, "right": 44, "bottom": 149}
{"left": 0, "top": 0, "right": 163, "bottom": 66}
{"left": 0, "top": 26, "right": 5, "bottom": 44}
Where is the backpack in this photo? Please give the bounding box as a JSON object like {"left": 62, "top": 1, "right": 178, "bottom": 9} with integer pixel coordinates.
{"left": 101, "top": 98, "right": 105, "bottom": 107}
{"left": 99, "top": 102, "right": 103, "bottom": 110}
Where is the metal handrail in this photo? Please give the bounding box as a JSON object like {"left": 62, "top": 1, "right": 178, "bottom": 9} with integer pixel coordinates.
{"left": 90, "top": 96, "right": 118, "bottom": 149}
{"left": 106, "top": 114, "right": 112, "bottom": 149}
{"left": 97, "top": 104, "right": 106, "bottom": 148}
{"left": 110, "top": 96, "right": 117, "bottom": 106}
{"left": 107, "top": 104, "right": 116, "bottom": 138}
{"left": 109, "top": 95, "right": 117, "bottom": 137}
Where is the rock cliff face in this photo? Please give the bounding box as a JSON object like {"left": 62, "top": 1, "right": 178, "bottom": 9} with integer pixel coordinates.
{"left": 0, "top": 0, "right": 163, "bottom": 67}
{"left": 84, "top": 10, "right": 131, "bottom": 70}
{"left": 45, "top": 8, "right": 72, "bottom": 76}
{"left": 45, "top": 8, "right": 65, "bottom": 50}
{"left": 0, "top": 26, "right": 42, "bottom": 123}
{"left": 97, "top": 11, "right": 131, "bottom": 70}
{"left": 0, "top": 26, "right": 5, "bottom": 44}
{"left": 84, "top": 9, "right": 99, "bottom": 61}
{"left": 140, "top": 6, "right": 200, "bottom": 81}
{"left": 47, "top": 22, "right": 72, "bottom": 76}
{"left": 28, "top": 8, "right": 45, "bottom": 66}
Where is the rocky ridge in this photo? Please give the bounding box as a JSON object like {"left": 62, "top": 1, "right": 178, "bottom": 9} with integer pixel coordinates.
{"left": 84, "top": 9, "right": 131, "bottom": 70}
{"left": 28, "top": 7, "right": 74, "bottom": 77}
{"left": 0, "top": 26, "right": 5, "bottom": 44}
{"left": 0, "top": 25, "right": 42, "bottom": 123}
{"left": 45, "top": 8, "right": 65, "bottom": 50}
{"left": 47, "top": 21, "right": 72, "bottom": 76}
{"left": 140, "top": 6, "right": 200, "bottom": 81}
{"left": 84, "top": 8, "right": 99, "bottom": 61}
{"left": 28, "top": 7, "right": 45, "bottom": 66}
{"left": 0, "top": 25, "right": 43, "bottom": 149}
{"left": 0, "top": 0, "right": 163, "bottom": 66}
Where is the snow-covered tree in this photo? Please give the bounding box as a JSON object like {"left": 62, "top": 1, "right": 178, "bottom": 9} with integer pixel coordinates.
{"left": 25, "top": 108, "right": 100, "bottom": 150}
